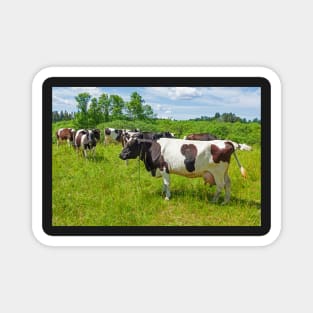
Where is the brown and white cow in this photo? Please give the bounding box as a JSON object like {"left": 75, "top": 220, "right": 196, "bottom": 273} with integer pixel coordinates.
{"left": 56, "top": 128, "right": 76, "bottom": 146}
{"left": 184, "top": 133, "right": 252, "bottom": 151}
{"left": 119, "top": 134, "right": 246, "bottom": 203}
{"left": 74, "top": 129, "right": 101, "bottom": 158}
{"left": 184, "top": 133, "right": 217, "bottom": 141}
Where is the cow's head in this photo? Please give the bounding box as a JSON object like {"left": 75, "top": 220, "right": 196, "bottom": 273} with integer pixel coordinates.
{"left": 119, "top": 136, "right": 142, "bottom": 160}
{"left": 70, "top": 129, "right": 76, "bottom": 141}
{"left": 85, "top": 130, "right": 97, "bottom": 147}
{"left": 92, "top": 129, "right": 101, "bottom": 141}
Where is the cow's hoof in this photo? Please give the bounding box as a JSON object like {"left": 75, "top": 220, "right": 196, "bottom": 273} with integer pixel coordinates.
{"left": 221, "top": 201, "right": 229, "bottom": 205}
{"left": 165, "top": 197, "right": 170, "bottom": 201}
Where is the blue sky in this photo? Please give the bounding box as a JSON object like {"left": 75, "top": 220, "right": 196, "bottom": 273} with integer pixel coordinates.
{"left": 52, "top": 86, "right": 260, "bottom": 120}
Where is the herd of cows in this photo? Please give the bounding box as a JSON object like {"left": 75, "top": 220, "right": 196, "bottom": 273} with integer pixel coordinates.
{"left": 55, "top": 127, "right": 252, "bottom": 203}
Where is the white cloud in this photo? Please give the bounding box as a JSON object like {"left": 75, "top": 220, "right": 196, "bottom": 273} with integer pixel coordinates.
{"left": 200, "top": 87, "right": 261, "bottom": 109}
{"left": 147, "top": 87, "right": 202, "bottom": 100}
{"left": 70, "top": 87, "right": 102, "bottom": 98}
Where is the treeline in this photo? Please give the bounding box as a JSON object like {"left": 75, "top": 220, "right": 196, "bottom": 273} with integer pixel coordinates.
{"left": 52, "top": 110, "right": 75, "bottom": 122}
{"left": 191, "top": 112, "right": 260, "bottom": 123}
{"left": 73, "top": 91, "right": 155, "bottom": 128}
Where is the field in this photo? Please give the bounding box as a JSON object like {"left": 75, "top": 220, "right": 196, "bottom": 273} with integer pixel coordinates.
{"left": 52, "top": 121, "right": 261, "bottom": 226}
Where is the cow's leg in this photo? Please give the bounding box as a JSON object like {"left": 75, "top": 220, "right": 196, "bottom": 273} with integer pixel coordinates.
{"left": 222, "top": 172, "right": 231, "bottom": 205}
{"left": 211, "top": 172, "right": 225, "bottom": 203}
{"left": 212, "top": 183, "right": 223, "bottom": 203}
{"left": 161, "top": 170, "right": 171, "bottom": 200}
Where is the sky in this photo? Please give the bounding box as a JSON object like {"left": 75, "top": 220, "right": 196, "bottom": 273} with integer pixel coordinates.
{"left": 52, "top": 86, "right": 261, "bottom": 120}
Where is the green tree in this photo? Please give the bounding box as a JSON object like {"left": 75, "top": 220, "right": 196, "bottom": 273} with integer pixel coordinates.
{"left": 110, "top": 94, "right": 125, "bottom": 120}
{"left": 214, "top": 112, "right": 221, "bottom": 120}
{"left": 88, "top": 97, "right": 102, "bottom": 127}
{"left": 99, "top": 93, "right": 111, "bottom": 122}
{"left": 74, "top": 92, "right": 92, "bottom": 128}
{"left": 126, "top": 92, "right": 144, "bottom": 119}
{"left": 142, "top": 104, "right": 155, "bottom": 119}
{"left": 221, "top": 112, "right": 241, "bottom": 123}
{"left": 126, "top": 92, "right": 154, "bottom": 120}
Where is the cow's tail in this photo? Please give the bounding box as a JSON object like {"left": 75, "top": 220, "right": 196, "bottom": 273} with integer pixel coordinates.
{"left": 231, "top": 141, "right": 252, "bottom": 151}
{"left": 233, "top": 151, "right": 247, "bottom": 178}
{"left": 228, "top": 141, "right": 247, "bottom": 178}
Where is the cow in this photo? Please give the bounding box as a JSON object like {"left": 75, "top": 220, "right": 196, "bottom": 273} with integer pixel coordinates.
{"left": 123, "top": 131, "right": 175, "bottom": 146}
{"left": 74, "top": 129, "right": 101, "bottom": 158}
{"left": 184, "top": 133, "right": 217, "bottom": 141}
{"left": 121, "top": 129, "right": 141, "bottom": 147}
{"left": 56, "top": 128, "right": 76, "bottom": 146}
{"left": 119, "top": 134, "right": 246, "bottom": 203}
{"left": 184, "top": 133, "right": 252, "bottom": 151}
{"left": 121, "top": 131, "right": 175, "bottom": 165}
{"left": 104, "top": 128, "right": 123, "bottom": 144}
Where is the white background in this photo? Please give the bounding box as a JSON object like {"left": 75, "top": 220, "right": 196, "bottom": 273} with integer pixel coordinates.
{"left": 0, "top": 0, "right": 309, "bottom": 312}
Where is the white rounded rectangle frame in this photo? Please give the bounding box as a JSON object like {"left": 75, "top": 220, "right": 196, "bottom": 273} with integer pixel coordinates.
{"left": 32, "top": 66, "right": 281, "bottom": 246}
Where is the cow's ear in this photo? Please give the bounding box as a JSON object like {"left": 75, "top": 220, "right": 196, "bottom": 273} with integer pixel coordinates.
{"left": 150, "top": 141, "right": 161, "bottom": 164}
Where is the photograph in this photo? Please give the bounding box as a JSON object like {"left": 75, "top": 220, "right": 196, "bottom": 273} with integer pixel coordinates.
{"left": 51, "top": 85, "right": 262, "bottom": 228}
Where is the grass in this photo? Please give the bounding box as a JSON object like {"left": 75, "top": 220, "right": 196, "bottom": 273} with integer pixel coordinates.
{"left": 52, "top": 141, "right": 261, "bottom": 226}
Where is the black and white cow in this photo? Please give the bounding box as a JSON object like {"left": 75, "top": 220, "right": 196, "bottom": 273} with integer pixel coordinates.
{"left": 121, "top": 131, "right": 175, "bottom": 165}
{"left": 104, "top": 128, "right": 123, "bottom": 144}
{"left": 56, "top": 128, "right": 76, "bottom": 146}
{"left": 121, "top": 129, "right": 140, "bottom": 147}
{"left": 119, "top": 134, "right": 246, "bottom": 203}
{"left": 74, "top": 129, "right": 101, "bottom": 157}
{"left": 184, "top": 133, "right": 252, "bottom": 151}
{"left": 122, "top": 131, "right": 175, "bottom": 146}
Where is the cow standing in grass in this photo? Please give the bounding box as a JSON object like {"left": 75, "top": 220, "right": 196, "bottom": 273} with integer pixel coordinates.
{"left": 74, "top": 129, "right": 101, "bottom": 158}
{"left": 104, "top": 128, "right": 123, "bottom": 145}
{"left": 56, "top": 128, "right": 76, "bottom": 147}
{"left": 119, "top": 134, "right": 246, "bottom": 203}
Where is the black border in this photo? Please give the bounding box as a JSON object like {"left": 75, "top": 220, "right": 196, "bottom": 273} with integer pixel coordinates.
{"left": 43, "top": 77, "right": 271, "bottom": 236}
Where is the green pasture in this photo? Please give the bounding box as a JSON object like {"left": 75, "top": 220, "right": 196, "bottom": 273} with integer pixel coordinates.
{"left": 52, "top": 141, "right": 261, "bottom": 226}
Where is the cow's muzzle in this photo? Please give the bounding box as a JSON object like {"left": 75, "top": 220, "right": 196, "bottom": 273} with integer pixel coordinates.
{"left": 119, "top": 153, "right": 127, "bottom": 160}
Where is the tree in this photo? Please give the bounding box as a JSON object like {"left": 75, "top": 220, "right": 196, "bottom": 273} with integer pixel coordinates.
{"left": 74, "top": 92, "right": 92, "bottom": 128}
{"left": 75, "top": 93, "right": 91, "bottom": 113}
{"left": 98, "top": 93, "right": 111, "bottom": 122}
{"left": 126, "top": 92, "right": 144, "bottom": 119}
{"left": 110, "top": 94, "right": 125, "bottom": 120}
{"left": 214, "top": 112, "right": 221, "bottom": 120}
{"left": 88, "top": 97, "right": 102, "bottom": 127}
{"left": 221, "top": 112, "right": 241, "bottom": 123}
{"left": 126, "top": 92, "right": 154, "bottom": 120}
{"left": 142, "top": 104, "right": 155, "bottom": 119}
